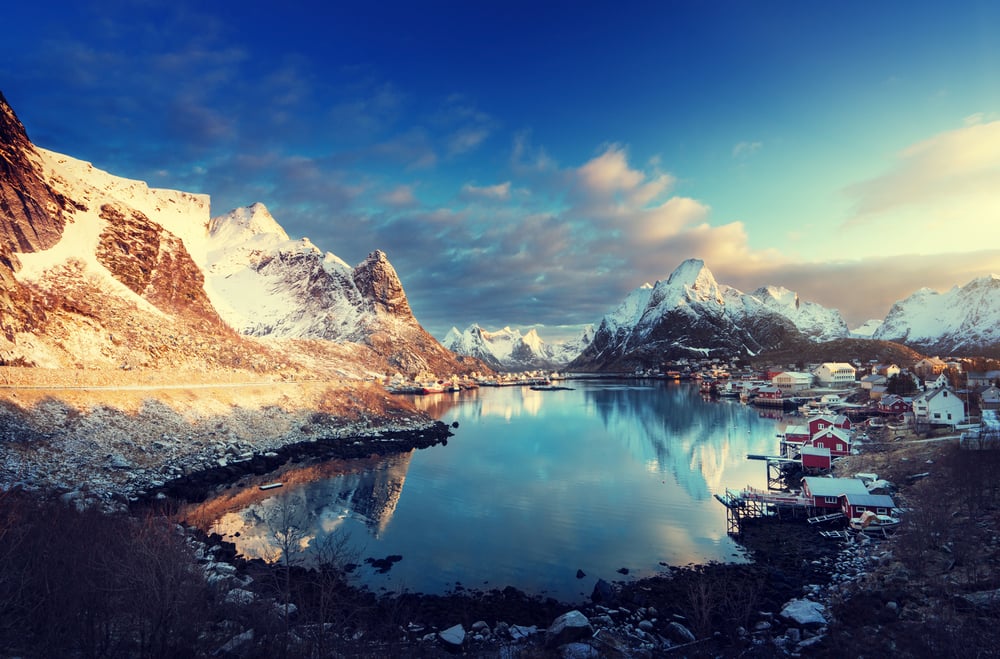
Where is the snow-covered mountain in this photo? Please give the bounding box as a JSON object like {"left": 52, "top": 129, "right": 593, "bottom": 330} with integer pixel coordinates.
{"left": 850, "top": 319, "right": 884, "bottom": 338}
{"left": 873, "top": 275, "right": 1000, "bottom": 355}
{"left": 570, "top": 259, "right": 849, "bottom": 370}
{"left": 0, "top": 91, "right": 478, "bottom": 377}
{"left": 751, "top": 285, "right": 850, "bottom": 341}
{"left": 443, "top": 324, "right": 592, "bottom": 371}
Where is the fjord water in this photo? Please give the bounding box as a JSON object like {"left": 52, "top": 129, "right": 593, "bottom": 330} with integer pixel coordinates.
{"left": 206, "top": 380, "right": 781, "bottom": 602}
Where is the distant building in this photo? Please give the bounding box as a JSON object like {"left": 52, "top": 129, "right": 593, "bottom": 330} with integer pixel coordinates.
{"left": 772, "top": 371, "right": 813, "bottom": 392}
{"left": 813, "top": 362, "right": 857, "bottom": 387}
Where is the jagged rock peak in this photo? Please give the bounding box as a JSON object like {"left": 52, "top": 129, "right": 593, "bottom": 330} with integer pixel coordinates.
{"left": 208, "top": 202, "right": 289, "bottom": 242}
{"left": 665, "top": 258, "right": 717, "bottom": 290}
{"left": 0, "top": 90, "right": 70, "bottom": 253}
{"left": 352, "top": 250, "right": 412, "bottom": 317}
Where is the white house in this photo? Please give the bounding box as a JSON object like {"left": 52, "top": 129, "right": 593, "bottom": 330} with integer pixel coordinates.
{"left": 912, "top": 387, "right": 966, "bottom": 426}
{"left": 772, "top": 371, "right": 813, "bottom": 392}
{"left": 924, "top": 372, "right": 949, "bottom": 390}
{"left": 860, "top": 374, "right": 887, "bottom": 391}
{"left": 813, "top": 362, "right": 857, "bottom": 387}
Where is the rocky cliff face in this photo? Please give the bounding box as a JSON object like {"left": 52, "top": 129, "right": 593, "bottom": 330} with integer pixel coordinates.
{"left": 353, "top": 250, "right": 412, "bottom": 317}
{"left": 0, "top": 91, "right": 70, "bottom": 254}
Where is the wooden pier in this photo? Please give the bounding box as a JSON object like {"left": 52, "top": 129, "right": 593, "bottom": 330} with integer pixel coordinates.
{"left": 714, "top": 485, "right": 814, "bottom": 536}
{"left": 746, "top": 453, "right": 799, "bottom": 489}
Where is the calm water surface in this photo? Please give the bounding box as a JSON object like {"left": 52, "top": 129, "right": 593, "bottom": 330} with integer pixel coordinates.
{"left": 202, "top": 380, "right": 784, "bottom": 602}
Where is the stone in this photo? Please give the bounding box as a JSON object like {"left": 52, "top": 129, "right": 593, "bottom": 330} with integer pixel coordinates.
{"left": 215, "top": 629, "right": 254, "bottom": 655}
{"left": 561, "top": 642, "right": 600, "bottom": 658}
{"left": 224, "top": 588, "right": 256, "bottom": 606}
{"left": 786, "top": 627, "right": 802, "bottom": 643}
{"left": 437, "top": 624, "right": 465, "bottom": 648}
{"left": 546, "top": 610, "right": 593, "bottom": 647}
{"left": 666, "top": 621, "right": 696, "bottom": 644}
{"left": 780, "top": 598, "right": 827, "bottom": 627}
{"left": 471, "top": 620, "right": 490, "bottom": 633}
{"left": 509, "top": 624, "right": 538, "bottom": 641}
{"left": 638, "top": 620, "right": 654, "bottom": 632}
{"left": 591, "top": 578, "right": 616, "bottom": 604}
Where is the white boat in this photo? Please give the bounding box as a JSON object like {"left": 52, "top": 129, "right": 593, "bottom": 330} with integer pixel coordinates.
{"left": 848, "top": 510, "right": 900, "bottom": 534}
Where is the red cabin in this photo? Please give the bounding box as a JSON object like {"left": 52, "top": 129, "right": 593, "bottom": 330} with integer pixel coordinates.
{"left": 877, "top": 394, "right": 911, "bottom": 415}
{"left": 801, "top": 477, "right": 869, "bottom": 510}
{"left": 807, "top": 414, "right": 852, "bottom": 436}
{"left": 800, "top": 446, "right": 832, "bottom": 473}
{"left": 809, "top": 426, "right": 851, "bottom": 457}
{"left": 840, "top": 493, "right": 896, "bottom": 519}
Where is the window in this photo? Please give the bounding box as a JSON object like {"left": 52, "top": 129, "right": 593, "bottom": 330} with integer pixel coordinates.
{"left": 824, "top": 496, "right": 838, "bottom": 504}
{"left": 877, "top": 508, "right": 888, "bottom": 515}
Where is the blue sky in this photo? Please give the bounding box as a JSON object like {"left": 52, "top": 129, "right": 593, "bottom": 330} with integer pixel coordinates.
{"left": 4, "top": 1, "right": 1000, "bottom": 341}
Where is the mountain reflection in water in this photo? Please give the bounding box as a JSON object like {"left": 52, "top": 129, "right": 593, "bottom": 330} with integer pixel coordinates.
{"left": 198, "top": 381, "right": 782, "bottom": 602}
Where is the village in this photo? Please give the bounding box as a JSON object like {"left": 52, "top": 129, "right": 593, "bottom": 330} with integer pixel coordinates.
{"left": 686, "top": 355, "right": 1000, "bottom": 542}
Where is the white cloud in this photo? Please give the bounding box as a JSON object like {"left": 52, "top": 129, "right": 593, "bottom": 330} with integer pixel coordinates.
{"left": 845, "top": 119, "right": 1000, "bottom": 222}
{"left": 732, "top": 141, "right": 762, "bottom": 158}
{"left": 381, "top": 184, "right": 418, "bottom": 208}
{"left": 461, "top": 181, "right": 512, "bottom": 201}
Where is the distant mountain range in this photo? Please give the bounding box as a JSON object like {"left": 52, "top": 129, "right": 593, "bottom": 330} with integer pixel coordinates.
{"left": 447, "top": 259, "right": 1000, "bottom": 371}
{"left": 442, "top": 324, "right": 593, "bottom": 372}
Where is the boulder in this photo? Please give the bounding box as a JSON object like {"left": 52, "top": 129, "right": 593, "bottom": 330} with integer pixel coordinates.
{"left": 591, "top": 578, "right": 616, "bottom": 604}
{"left": 561, "top": 641, "right": 600, "bottom": 658}
{"left": 546, "top": 610, "right": 593, "bottom": 647}
{"left": 665, "top": 621, "right": 696, "bottom": 644}
{"left": 780, "top": 598, "right": 827, "bottom": 626}
{"left": 509, "top": 624, "right": 538, "bottom": 641}
{"left": 437, "top": 624, "right": 465, "bottom": 649}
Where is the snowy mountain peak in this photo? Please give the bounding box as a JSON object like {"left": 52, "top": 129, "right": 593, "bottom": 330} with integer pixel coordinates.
{"left": 874, "top": 274, "right": 1000, "bottom": 353}
{"left": 208, "top": 202, "right": 289, "bottom": 244}
{"left": 666, "top": 258, "right": 712, "bottom": 288}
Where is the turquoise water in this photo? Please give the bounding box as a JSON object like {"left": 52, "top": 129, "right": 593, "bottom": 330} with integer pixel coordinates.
{"left": 207, "top": 380, "right": 784, "bottom": 602}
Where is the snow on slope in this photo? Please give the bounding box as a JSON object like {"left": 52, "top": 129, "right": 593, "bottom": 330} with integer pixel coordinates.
{"left": 203, "top": 203, "right": 365, "bottom": 339}
{"left": 16, "top": 148, "right": 209, "bottom": 318}
{"left": 851, "top": 319, "right": 884, "bottom": 338}
{"left": 873, "top": 275, "right": 1000, "bottom": 352}
{"left": 752, "top": 285, "right": 850, "bottom": 341}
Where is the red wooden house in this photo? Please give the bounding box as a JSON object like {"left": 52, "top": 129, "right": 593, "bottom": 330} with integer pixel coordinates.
{"left": 876, "top": 394, "right": 911, "bottom": 415}
{"left": 800, "top": 477, "right": 869, "bottom": 510}
{"left": 807, "top": 414, "right": 852, "bottom": 435}
{"left": 800, "top": 445, "right": 832, "bottom": 473}
{"left": 840, "top": 492, "right": 896, "bottom": 519}
{"left": 809, "top": 426, "right": 851, "bottom": 457}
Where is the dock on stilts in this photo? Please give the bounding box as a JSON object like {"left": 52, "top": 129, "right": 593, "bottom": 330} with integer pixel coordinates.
{"left": 714, "top": 485, "right": 814, "bottom": 537}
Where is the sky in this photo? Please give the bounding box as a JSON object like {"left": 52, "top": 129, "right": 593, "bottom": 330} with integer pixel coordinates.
{"left": 3, "top": 1, "right": 1000, "bottom": 342}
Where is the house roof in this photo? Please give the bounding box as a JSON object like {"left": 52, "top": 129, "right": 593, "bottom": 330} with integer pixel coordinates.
{"left": 842, "top": 493, "right": 896, "bottom": 508}
{"left": 784, "top": 424, "right": 809, "bottom": 435}
{"left": 800, "top": 446, "right": 832, "bottom": 457}
{"left": 802, "top": 477, "right": 869, "bottom": 498}
{"left": 812, "top": 426, "right": 850, "bottom": 441}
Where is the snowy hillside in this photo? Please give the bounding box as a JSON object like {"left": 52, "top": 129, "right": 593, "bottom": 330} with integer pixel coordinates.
{"left": 850, "top": 319, "right": 884, "bottom": 338}
{"left": 752, "top": 285, "right": 850, "bottom": 341}
{"left": 873, "top": 275, "right": 1000, "bottom": 354}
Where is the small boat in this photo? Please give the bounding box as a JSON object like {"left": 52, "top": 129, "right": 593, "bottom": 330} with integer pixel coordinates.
{"left": 848, "top": 510, "right": 900, "bottom": 534}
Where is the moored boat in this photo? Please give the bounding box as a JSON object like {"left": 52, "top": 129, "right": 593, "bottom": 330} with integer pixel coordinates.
{"left": 848, "top": 510, "right": 900, "bottom": 534}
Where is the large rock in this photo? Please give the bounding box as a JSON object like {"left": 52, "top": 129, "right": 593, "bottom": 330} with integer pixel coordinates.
{"left": 437, "top": 624, "right": 465, "bottom": 649}
{"left": 546, "top": 610, "right": 593, "bottom": 647}
{"left": 666, "top": 621, "right": 696, "bottom": 644}
{"left": 780, "top": 598, "right": 827, "bottom": 626}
